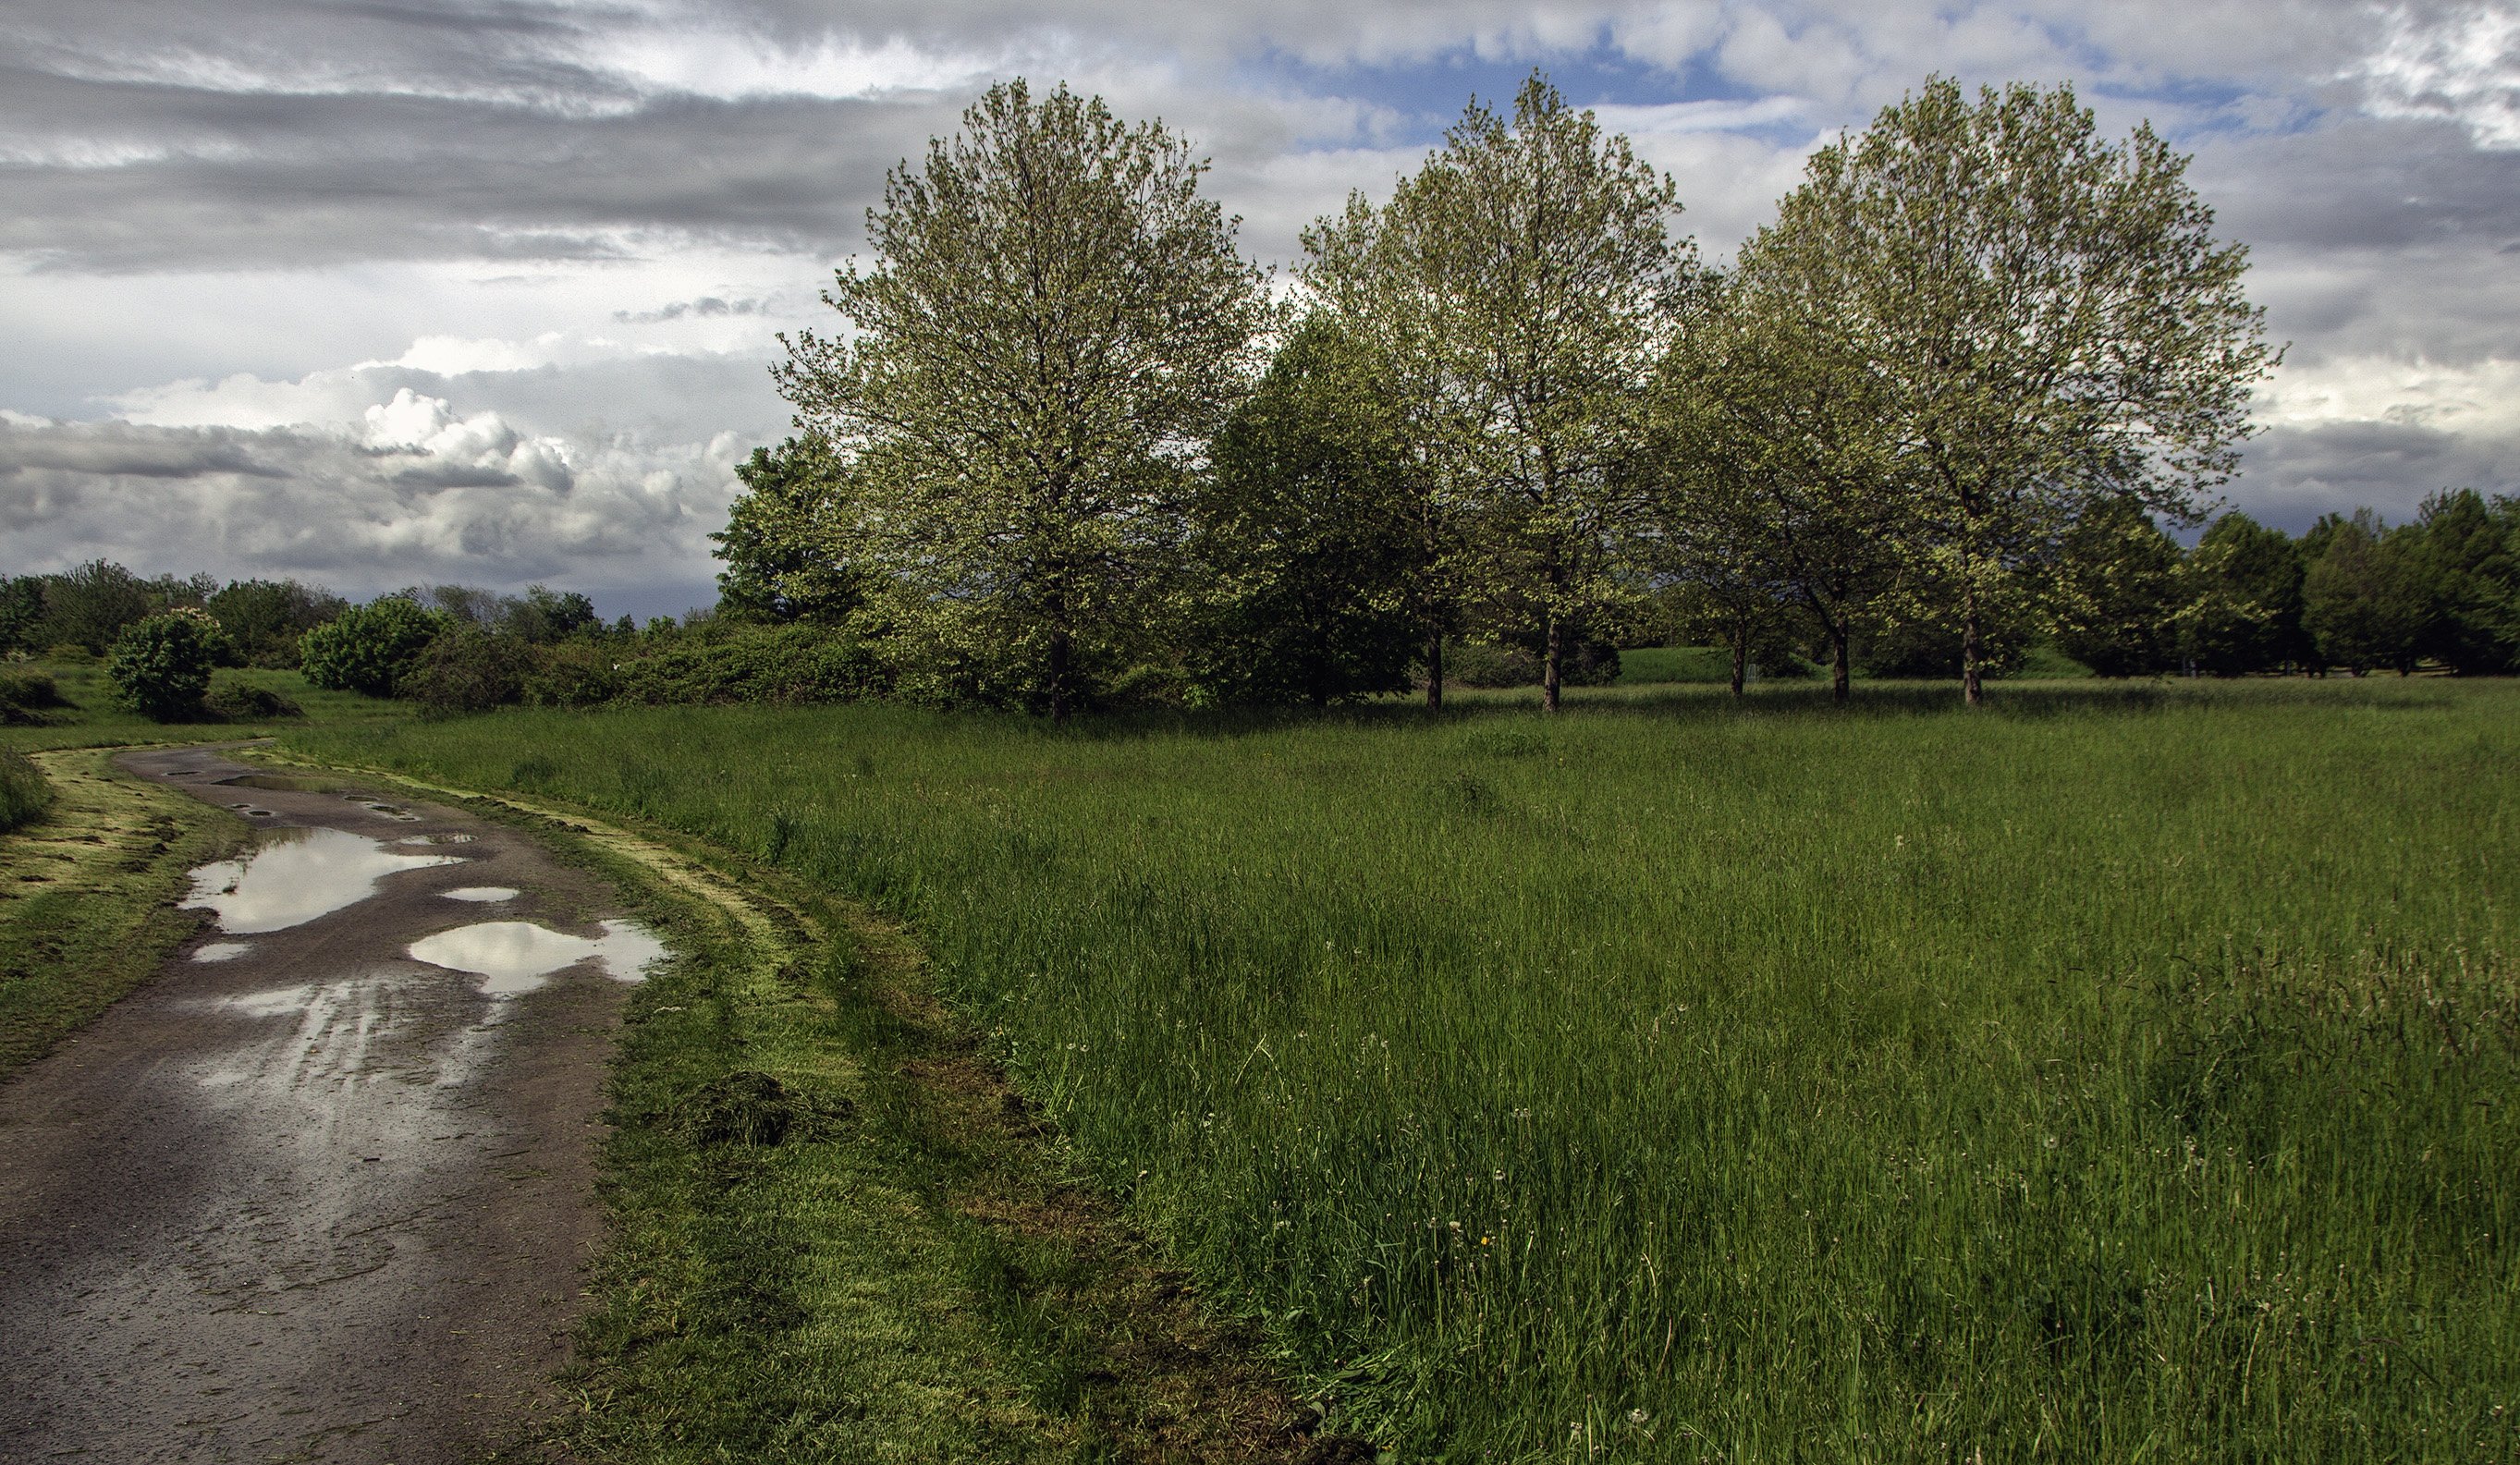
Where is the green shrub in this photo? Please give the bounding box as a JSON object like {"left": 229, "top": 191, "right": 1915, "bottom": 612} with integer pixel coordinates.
{"left": 400, "top": 626, "right": 531, "bottom": 714}
{"left": 0, "top": 667, "right": 70, "bottom": 725}
{"left": 611, "top": 624, "right": 887, "bottom": 706}
{"left": 0, "top": 749, "right": 50, "bottom": 831}
{"left": 203, "top": 679, "right": 304, "bottom": 720}
{"left": 522, "top": 641, "right": 624, "bottom": 708}
{"left": 299, "top": 597, "right": 447, "bottom": 696}
{"left": 105, "top": 611, "right": 222, "bottom": 720}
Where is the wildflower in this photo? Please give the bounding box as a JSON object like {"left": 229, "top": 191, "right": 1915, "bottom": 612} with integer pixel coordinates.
{"left": 1629, "top": 1409, "right": 1650, "bottom": 1426}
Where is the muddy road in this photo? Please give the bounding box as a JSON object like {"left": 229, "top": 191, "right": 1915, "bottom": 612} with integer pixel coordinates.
{"left": 0, "top": 746, "right": 661, "bottom": 1463}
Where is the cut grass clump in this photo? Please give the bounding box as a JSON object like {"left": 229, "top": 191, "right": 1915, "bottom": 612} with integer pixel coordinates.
{"left": 289, "top": 679, "right": 2520, "bottom": 1462}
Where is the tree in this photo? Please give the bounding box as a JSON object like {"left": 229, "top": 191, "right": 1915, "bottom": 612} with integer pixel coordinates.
{"left": 300, "top": 597, "right": 448, "bottom": 696}
{"left": 1763, "top": 78, "right": 2276, "bottom": 704}
{"left": 500, "top": 585, "right": 600, "bottom": 643}
{"left": 1304, "top": 74, "right": 1694, "bottom": 712}
{"left": 2046, "top": 494, "right": 2184, "bottom": 677}
{"left": 776, "top": 79, "right": 1270, "bottom": 722}
{"left": 2302, "top": 510, "right": 2430, "bottom": 674}
{"left": 1650, "top": 271, "right": 1904, "bottom": 702}
{"left": 1192, "top": 315, "right": 1421, "bottom": 706}
{"left": 2177, "top": 512, "right": 2307, "bottom": 676}
{"left": 43, "top": 559, "right": 153, "bottom": 653}
{"left": 106, "top": 610, "right": 224, "bottom": 720}
{"left": 2405, "top": 488, "right": 2520, "bottom": 675}
{"left": 713, "top": 434, "right": 872, "bottom": 624}
{"left": 206, "top": 578, "right": 348, "bottom": 666}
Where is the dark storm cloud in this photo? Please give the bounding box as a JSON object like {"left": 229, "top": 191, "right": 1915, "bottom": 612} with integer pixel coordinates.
{"left": 2240, "top": 418, "right": 2520, "bottom": 528}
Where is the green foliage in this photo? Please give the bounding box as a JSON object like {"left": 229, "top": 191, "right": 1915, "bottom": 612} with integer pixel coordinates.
{"left": 714, "top": 434, "right": 871, "bottom": 623}
{"left": 292, "top": 681, "right": 2520, "bottom": 1462}
{"left": 2406, "top": 489, "right": 2520, "bottom": 674}
{"left": 204, "top": 578, "right": 345, "bottom": 666}
{"left": 2302, "top": 511, "right": 2432, "bottom": 675}
{"left": 2178, "top": 512, "right": 2309, "bottom": 675}
{"left": 298, "top": 596, "right": 448, "bottom": 696}
{"left": 399, "top": 625, "right": 533, "bottom": 714}
{"left": 609, "top": 623, "right": 887, "bottom": 706}
{"left": 777, "top": 79, "right": 1271, "bottom": 721}
{"left": 1760, "top": 77, "right": 2274, "bottom": 702}
{"left": 202, "top": 678, "right": 303, "bottom": 720}
{"left": 104, "top": 610, "right": 224, "bottom": 720}
{"left": 0, "top": 748, "right": 49, "bottom": 831}
{"left": 0, "top": 668, "right": 69, "bottom": 726}
{"left": 1304, "top": 74, "right": 1693, "bottom": 709}
{"left": 42, "top": 560, "right": 156, "bottom": 653}
{"left": 2047, "top": 494, "right": 2184, "bottom": 677}
{"left": 0, "top": 577, "right": 45, "bottom": 656}
{"left": 1193, "top": 317, "right": 1421, "bottom": 706}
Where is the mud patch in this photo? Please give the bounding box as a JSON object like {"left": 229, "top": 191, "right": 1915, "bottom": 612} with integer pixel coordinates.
{"left": 185, "top": 827, "right": 463, "bottom": 934}
{"left": 408, "top": 918, "right": 667, "bottom": 996}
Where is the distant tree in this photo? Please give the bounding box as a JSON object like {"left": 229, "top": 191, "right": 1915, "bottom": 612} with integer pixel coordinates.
{"left": 776, "top": 79, "right": 1269, "bottom": 721}
{"left": 401, "top": 625, "right": 532, "bottom": 714}
{"left": 500, "top": 585, "right": 599, "bottom": 643}
{"left": 43, "top": 560, "right": 153, "bottom": 653}
{"left": 300, "top": 597, "right": 448, "bottom": 696}
{"left": 106, "top": 610, "right": 224, "bottom": 720}
{"left": 2176, "top": 512, "right": 2307, "bottom": 676}
{"left": 1762, "top": 78, "right": 2276, "bottom": 704}
{"left": 713, "top": 434, "right": 872, "bottom": 624}
{"left": 1192, "top": 316, "right": 1421, "bottom": 706}
{"left": 0, "top": 576, "right": 45, "bottom": 656}
{"left": 206, "top": 578, "right": 347, "bottom": 666}
{"left": 1651, "top": 577, "right": 1810, "bottom": 698}
{"left": 2047, "top": 494, "right": 2184, "bottom": 677}
{"left": 2405, "top": 489, "right": 2520, "bottom": 674}
{"left": 1308, "top": 75, "right": 1694, "bottom": 712}
{"left": 2302, "top": 511, "right": 2430, "bottom": 675}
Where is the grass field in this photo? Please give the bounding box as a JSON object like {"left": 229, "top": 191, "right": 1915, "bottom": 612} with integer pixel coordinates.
{"left": 0, "top": 658, "right": 402, "bottom": 753}
{"left": 285, "top": 678, "right": 2520, "bottom": 1462}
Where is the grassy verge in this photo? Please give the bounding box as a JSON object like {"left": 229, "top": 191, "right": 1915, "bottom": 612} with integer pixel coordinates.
{"left": 0, "top": 658, "right": 401, "bottom": 754}
{"left": 289, "top": 678, "right": 2520, "bottom": 1463}
{"left": 256, "top": 758, "right": 1333, "bottom": 1463}
{"left": 0, "top": 747, "right": 248, "bottom": 1080}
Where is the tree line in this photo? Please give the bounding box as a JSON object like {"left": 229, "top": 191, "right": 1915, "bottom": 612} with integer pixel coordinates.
{"left": 730, "top": 71, "right": 2502, "bottom": 720}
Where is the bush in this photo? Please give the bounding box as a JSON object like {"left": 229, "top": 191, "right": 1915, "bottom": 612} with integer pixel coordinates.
{"left": 1441, "top": 639, "right": 1621, "bottom": 690}
{"left": 522, "top": 641, "right": 624, "bottom": 708}
{"left": 0, "top": 749, "right": 50, "bottom": 832}
{"left": 299, "top": 597, "right": 447, "bottom": 696}
{"left": 400, "top": 626, "right": 532, "bottom": 714}
{"left": 0, "top": 668, "right": 69, "bottom": 725}
{"left": 203, "top": 679, "right": 304, "bottom": 720}
{"left": 611, "top": 624, "right": 887, "bottom": 706}
{"left": 105, "top": 611, "right": 223, "bottom": 720}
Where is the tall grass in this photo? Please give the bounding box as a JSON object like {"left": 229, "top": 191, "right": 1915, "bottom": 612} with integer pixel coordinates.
{"left": 292, "top": 680, "right": 2520, "bottom": 1461}
{"left": 0, "top": 748, "right": 50, "bottom": 831}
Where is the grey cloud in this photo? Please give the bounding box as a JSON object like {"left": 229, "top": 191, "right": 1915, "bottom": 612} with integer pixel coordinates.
{"left": 615, "top": 296, "right": 765, "bottom": 323}
{"left": 2235, "top": 418, "right": 2520, "bottom": 529}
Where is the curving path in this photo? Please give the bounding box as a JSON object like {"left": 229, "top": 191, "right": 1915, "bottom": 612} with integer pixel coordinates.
{"left": 0, "top": 745, "right": 658, "bottom": 1463}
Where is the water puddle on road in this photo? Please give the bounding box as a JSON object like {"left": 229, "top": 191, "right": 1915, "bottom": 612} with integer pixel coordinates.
{"left": 442, "top": 886, "right": 520, "bottom": 903}
{"left": 408, "top": 919, "right": 667, "bottom": 997}
{"left": 193, "top": 942, "right": 253, "bottom": 962}
{"left": 184, "top": 828, "right": 464, "bottom": 934}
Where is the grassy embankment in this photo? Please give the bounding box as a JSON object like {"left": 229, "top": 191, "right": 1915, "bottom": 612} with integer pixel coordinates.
{"left": 292, "top": 678, "right": 2520, "bottom": 1463}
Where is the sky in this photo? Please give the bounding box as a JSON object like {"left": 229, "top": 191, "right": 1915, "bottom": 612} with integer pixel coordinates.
{"left": 2, "top": 0, "right": 2514, "bottom": 619}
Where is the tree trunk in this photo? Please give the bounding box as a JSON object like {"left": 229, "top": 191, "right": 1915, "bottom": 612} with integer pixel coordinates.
{"left": 1542, "top": 615, "right": 1562, "bottom": 714}
{"left": 1729, "top": 628, "right": 1747, "bottom": 699}
{"left": 1425, "top": 631, "right": 1444, "bottom": 711}
{"left": 1961, "top": 581, "right": 1985, "bottom": 707}
{"left": 1047, "top": 623, "right": 1072, "bottom": 726}
{"left": 1829, "top": 626, "right": 1851, "bottom": 704}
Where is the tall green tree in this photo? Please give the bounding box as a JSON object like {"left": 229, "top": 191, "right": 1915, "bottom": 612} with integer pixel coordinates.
{"left": 1192, "top": 316, "right": 1421, "bottom": 706}
{"left": 2302, "top": 510, "right": 2430, "bottom": 675}
{"left": 2176, "top": 512, "right": 2307, "bottom": 676}
{"left": 1650, "top": 271, "right": 1904, "bottom": 702}
{"left": 776, "top": 79, "right": 1269, "bottom": 721}
{"left": 1305, "top": 74, "right": 1694, "bottom": 712}
{"left": 1763, "top": 78, "right": 2276, "bottom": 704}
{"left": 712, "top": 433, "right": 871, "bottom": 625}
{"left": 2405, "top": 488, "right": 2520, "bottom": 674}
{"left": 2046, "top": 494, "right": 2184, "bottom": 677}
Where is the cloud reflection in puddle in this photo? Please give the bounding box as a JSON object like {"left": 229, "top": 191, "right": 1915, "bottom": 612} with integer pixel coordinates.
{"left": 408, "top": 919, "right": 667, "bottom": 997}
{"left": 185, "top": 828, "right": 463, "bottom": 934}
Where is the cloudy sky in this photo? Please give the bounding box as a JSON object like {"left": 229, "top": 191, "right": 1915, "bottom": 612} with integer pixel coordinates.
{"left": 3, "top": 0, "right": 2514, "bottom": 617}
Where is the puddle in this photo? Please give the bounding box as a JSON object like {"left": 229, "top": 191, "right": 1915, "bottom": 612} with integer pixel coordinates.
{"left": 226, "top": 801, "right": 277, "bottom": 818}
{"left": 408, "top": 919, "right": 667, "bottom": 996}
{"left": 346, "top": 795, "right": 423, "bottom": 822}
{"left": 218, "top": 774, "right": 338, "bottom": 792}
{"left": 193, "top": 942, "right": 253, "bottom": 962}
{"left": 398, "top": 833, "right": 475, "bottom": 846}
{"left": 443, "top": 886, "right": 520, "bottom": 903}
{"left": 184, "top": 828, "right": 463, "bottom": 934}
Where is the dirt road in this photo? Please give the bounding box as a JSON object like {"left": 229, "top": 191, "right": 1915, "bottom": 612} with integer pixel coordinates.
{"left": 0, "top": 746, "right": 657, "bottom": 1463}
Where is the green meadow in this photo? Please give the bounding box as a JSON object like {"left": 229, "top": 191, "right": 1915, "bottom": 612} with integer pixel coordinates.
{"left": 285, "top": 679, "right": 2515, "bottom": 1461}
